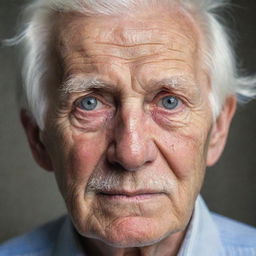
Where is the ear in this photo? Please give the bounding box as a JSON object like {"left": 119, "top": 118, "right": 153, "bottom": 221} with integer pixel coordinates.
{"left": 20, "top": 109, "right": 53, "bottom": 172}
{"left": 206, "top": 96, "right": 237, "bottom": 166}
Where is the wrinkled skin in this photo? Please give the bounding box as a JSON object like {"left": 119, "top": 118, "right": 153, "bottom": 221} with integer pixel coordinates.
{"left": 22, "top": 5, "right": 236, "bottom": 256}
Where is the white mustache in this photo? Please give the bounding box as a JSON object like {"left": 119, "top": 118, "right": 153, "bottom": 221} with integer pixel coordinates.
{"left": 86, "top": 168, "right": 177, "bottom": 193}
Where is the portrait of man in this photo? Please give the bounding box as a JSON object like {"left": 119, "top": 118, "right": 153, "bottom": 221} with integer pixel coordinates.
{"left": 0, "top": 0, "right": 256, "bottom": 255}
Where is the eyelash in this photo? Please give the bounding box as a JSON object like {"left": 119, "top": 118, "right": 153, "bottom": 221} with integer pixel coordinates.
{"left": 75, "top": 94, "right": 104, "bottom": 106}
{"left": 73, "top": 92, "right": 185, "bottom": 112}
{"left": 154, "top": 91, "right": 184, "bottom": 104}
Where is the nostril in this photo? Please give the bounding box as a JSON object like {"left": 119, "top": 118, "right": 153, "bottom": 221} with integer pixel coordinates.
{"left": 107, "top": 154, "right": 145, "bottom": 172}
{"left": 106, "top": 132, "right": 159, "bottom": 171}
{"left": 106, "top": 161, "right": 128, "bottom": 173}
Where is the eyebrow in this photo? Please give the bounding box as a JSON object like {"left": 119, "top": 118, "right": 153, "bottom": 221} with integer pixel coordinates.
{"left": 59, "top": 75, "right": 197, "bottom": 97}
{"left": 148, "top": 76, "right": 197, "bottom": 92}
{"left": 59, "top": 76, "right": 110, "bottom": 94}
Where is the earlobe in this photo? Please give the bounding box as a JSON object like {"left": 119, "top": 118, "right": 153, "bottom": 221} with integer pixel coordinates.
{"left": 20, "top": 109, "right": 53, "bottom": 172}
{"left": 206, "top": 96, "right": 237, "bottom": 166}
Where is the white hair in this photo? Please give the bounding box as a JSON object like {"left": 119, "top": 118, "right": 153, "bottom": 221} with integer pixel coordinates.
{"left": 6, "top": 0, "right": 256, "bottom": 129}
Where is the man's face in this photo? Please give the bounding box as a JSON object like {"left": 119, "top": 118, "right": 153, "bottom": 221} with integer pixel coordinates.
{"left": 42, "top": 7, "right": 213, "bottom": 247}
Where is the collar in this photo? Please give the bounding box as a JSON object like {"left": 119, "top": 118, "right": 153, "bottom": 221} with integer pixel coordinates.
{"left": 178, "top": 195, "right": 225, "bottom": 256}
{"left": 52, "top": 195, "right": 225, "bottom": 256}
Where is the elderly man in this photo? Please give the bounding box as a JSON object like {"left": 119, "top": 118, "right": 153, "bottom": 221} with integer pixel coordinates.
{"left": 1, "top": 0, "right": 256, "bottom": 255}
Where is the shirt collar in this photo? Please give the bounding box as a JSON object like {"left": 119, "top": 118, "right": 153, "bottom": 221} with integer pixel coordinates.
{"left": 52, "top": 195, "right": 225, "bottom": 256}
{"left": 178, "top": 195, "right": 225, "bottom": 256}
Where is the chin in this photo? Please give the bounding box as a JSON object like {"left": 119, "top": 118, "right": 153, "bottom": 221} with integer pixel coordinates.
{"left": 86, "top": 216, "right": 182, "bottom": 248}
{"left": 101, "top": 237, "right": 165, "bottom": 248}
{"left": 100, "top": 231, "right": 175, "bottom": 248}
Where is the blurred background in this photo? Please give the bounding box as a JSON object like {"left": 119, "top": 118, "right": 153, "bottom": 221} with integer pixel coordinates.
{"left": 0, "top": 0, "right": 256, "bottom": 243}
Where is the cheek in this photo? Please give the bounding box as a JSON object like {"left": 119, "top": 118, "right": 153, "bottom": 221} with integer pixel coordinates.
{"left": 67, "top": 134, "right": 107, "bottom": 181}
{"left": 155, "top": 127, "right": 209, "bottom": 180}
{"left": 51, "top": 129, "right": 109, "bottom": 199}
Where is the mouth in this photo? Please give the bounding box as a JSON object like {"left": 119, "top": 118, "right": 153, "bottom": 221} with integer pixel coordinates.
{"left": 97, "top": 190, "right": 165, "bottom": 201}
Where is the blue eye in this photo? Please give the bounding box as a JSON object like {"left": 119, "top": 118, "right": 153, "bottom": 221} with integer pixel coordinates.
{"left": 79, "top": 96, "right": 98, "bottom": 111}
{"left": 159, "top": 96, "right": 179, "bottom": 110}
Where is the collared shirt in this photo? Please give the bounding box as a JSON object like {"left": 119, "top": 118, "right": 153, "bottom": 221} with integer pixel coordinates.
{"left": 1, "top": 195, "right": 256, "bottom": 255}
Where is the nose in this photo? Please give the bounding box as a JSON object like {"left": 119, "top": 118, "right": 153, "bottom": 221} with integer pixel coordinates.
{"left": 107, "top": 107, "right": 157, "bottom": 171}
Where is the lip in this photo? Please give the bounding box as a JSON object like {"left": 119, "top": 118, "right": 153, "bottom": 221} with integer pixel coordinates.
{"left": 97, "top": 190, "right": 165, "bottom": 201}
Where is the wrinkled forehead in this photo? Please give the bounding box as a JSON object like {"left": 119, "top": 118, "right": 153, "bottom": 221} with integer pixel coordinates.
{"left": 54, "top": 5, "right": 202, "bottom": 61}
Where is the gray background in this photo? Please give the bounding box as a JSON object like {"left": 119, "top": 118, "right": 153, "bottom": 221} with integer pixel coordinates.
{"left": 0, "top": 0, "right": 256, "bottom": 243}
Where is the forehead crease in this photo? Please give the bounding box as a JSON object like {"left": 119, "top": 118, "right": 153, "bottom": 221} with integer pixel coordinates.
{"left": 97, "top": 27, "right": 189, "bottom": 45}
{"left": 56, "top": 11, "right": 202, "bottom": 85}
{"left": 68, "top": 32, "right": 197, "bottom": 65}
{"left": 57, "top": 11, "right": 200, "bottom": 64}
{"left": 90, "top": 25, "right": 197, "bottom": 51}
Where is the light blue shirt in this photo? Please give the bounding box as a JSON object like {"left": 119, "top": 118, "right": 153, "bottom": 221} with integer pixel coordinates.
{"left": 1, "top": 195, "right": 256, "bottom": 255}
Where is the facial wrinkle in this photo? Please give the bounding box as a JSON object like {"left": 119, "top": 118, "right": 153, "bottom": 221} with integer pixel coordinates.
{"left": 94, "top": 42, "right": 165, "bottom": 47}
{"left": 89, "top": 53, "right": 163, "bottom": 62}
{"left": 91, "top": 26, "right": 195, "bottom": 61}
{"left": 133, "top": 58, "right": 191, "bottom": 68}
{"left": 103, "top": 25, "right": 195, "bottom": 47}
{"left": 78, "top": 40, "right": 188, "bottom": 60}
{"left": 75, "top": 53, "right": 190, "bottom": 69}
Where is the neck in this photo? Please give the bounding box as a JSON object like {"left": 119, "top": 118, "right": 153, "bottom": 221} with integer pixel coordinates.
{"left": 78, "top": 230, "right": 186, "bottom": 256}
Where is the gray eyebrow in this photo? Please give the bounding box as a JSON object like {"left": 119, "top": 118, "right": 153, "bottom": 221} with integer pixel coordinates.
{"left": 59, "top": 75, "right": 197, "bottom": 96}
{"left": 151, "top": 76, "right": 196, "bottom": 90}
{"left": 59, "top": 76, "right": 108, "bottom": 94}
